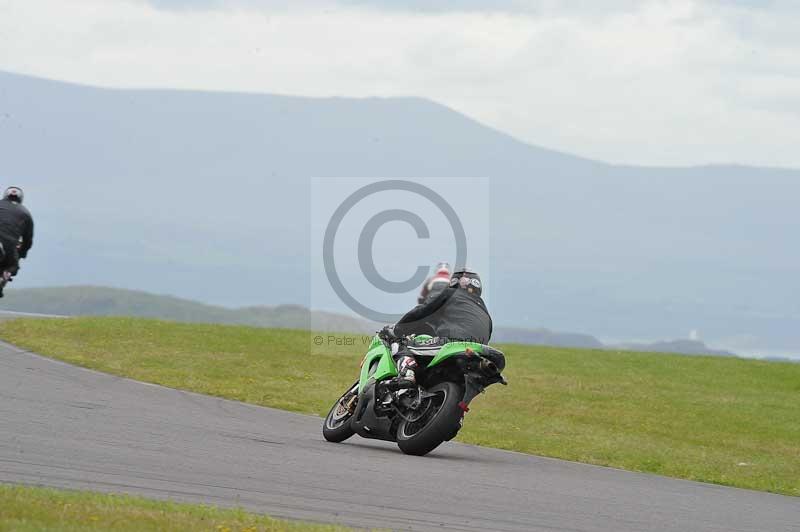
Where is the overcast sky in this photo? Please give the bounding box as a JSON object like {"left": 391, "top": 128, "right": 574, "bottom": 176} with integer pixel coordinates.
{"left": 1, "top": 0, "right": 798, "bottom": 167}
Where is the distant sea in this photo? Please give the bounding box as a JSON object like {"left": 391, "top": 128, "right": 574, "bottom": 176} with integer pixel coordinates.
{"left": 732, "top": 349, "right": 800, "bottom": 362}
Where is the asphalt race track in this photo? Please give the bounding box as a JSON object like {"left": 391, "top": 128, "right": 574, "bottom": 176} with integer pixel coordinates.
{"left": 1, "top": 342, "right": 797, "bottom": 531}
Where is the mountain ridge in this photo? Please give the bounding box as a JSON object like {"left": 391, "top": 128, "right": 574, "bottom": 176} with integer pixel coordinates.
{"left": 0, "top": 70, "right": 598, "bottom": 168}
{"left": 1, "top": 70, "right": 798, "bottom": 352}
{"left": 7, "top": 70, "right": 797, "bottom": 172}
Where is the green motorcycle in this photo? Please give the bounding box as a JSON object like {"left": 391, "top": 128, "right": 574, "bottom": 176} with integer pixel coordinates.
{"left": 322, "top": 331, "right": 507, "bottom": 456}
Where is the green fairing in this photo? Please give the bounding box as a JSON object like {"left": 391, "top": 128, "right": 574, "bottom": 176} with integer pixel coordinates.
{"left": 358, "top": 336, "right": 487, "bottom": 392}
{"left": 358, "top": 335, "right": 397, "bottom": 392}
{"left": 426, "top": 341, "right": 485, "bottom": 368}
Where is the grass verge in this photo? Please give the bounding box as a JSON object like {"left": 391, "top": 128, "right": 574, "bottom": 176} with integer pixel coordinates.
{"left": 1, "top": 317, "right": 798, "bottom": 496}
{"left": 0, "top": 484, "right": 351, "bottom": 532}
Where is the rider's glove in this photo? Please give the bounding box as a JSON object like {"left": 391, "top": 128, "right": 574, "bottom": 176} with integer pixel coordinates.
{"left": 379, "top": 325, "right": 397, "bottom": 341}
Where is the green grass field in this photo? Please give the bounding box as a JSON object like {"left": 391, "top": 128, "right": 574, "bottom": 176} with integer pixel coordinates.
{"left": 1, "top": 317, "right": 798, "bottom": 497}
{"left": 0, "top": 484, "right": 351, "bottom": 532}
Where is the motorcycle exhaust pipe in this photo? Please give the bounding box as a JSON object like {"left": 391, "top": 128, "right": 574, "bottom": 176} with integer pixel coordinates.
{"left": 479, "top": 359, "right": 498, "bottom": 374}
{"left": 383, "top": 379, "right": 416, "bottom": 392}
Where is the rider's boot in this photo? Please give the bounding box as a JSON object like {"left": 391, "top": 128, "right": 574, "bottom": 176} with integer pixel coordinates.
{"left": 392, "top": 355, "right": 418, "bottom": 389}
{"left": 376, "top": 356, "right": 418, "bottom": 405}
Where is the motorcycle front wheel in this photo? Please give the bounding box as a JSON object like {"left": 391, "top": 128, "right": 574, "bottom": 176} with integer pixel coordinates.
{"left": 322, "top": 381, "right": 359, "bottom": 443}
{"left": 396, "top": 381, "right": 464, "bottom": 456}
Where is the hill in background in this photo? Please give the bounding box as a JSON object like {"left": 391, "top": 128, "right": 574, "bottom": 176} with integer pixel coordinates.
{"left": 0, "top": 286, "right": 373, "bottom": 333}
{"left": 612, "top": 339, "right": 734, "bottom": 358}
{"left": 0, "top": 286, "right": 740, "bottom": 357}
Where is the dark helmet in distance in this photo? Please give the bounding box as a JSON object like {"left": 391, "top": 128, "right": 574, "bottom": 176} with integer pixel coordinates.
{"left": 450, "top": 268, "right": 482, "bottom": 297}
{"left": 3, "top": 186, "right": 23, "bottom": 204}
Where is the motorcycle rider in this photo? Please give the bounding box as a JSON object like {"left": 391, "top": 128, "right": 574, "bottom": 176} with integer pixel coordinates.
{"left": 0, "top": 186, "right": 34, "bottom": 297}
{"left": 417, "top": 261, "right": 451, "bottom": 304}
{"left": 382, "top": 268, "right": 492, "bottom": 387}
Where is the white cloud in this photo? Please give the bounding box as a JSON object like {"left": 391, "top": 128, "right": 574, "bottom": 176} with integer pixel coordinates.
{"left": 0, "top": 0, "right": 797, "bottom": 167}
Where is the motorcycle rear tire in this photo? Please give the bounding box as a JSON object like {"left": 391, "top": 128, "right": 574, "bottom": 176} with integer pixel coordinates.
{"left": 396, "top": 381, "right": 464, "bottom": 456}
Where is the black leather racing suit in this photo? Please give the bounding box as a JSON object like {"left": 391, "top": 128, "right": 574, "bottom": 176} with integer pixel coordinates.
{"left": 395, "top": 286, "right": 492, "bottom": 344}
{"left": 0, "top": 199, "right": 34, "bottom": 275}
{"left": 391, "top": 286, "right": 493, "bottom": 380}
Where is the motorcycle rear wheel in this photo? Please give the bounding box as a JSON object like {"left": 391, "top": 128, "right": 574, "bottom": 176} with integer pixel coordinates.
{"left": 396, "top": 381, "right": 464, "bottom": 456}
